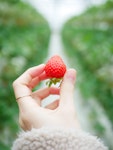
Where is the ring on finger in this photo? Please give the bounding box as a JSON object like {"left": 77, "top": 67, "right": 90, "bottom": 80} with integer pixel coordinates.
{"left": 16, "top": 94, "right": 31, "bottom": 101}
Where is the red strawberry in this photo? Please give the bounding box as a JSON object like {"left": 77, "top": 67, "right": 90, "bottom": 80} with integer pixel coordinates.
{"left": 45, "top": 55, "right": 66, "bottom": 86}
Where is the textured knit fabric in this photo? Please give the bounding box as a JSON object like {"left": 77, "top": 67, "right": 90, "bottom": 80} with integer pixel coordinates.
{"left": 12, "top": 127, "right": 108, "bottom": 150}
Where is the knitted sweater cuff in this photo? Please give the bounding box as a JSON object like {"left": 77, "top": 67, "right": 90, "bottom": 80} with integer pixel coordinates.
{"left": 12, "top": 127, "right": 108, "bottom": 150}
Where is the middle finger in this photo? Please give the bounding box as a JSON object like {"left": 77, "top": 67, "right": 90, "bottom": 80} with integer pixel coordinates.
{"left": 32, "top": 87, "right": 60, "bottom": 105}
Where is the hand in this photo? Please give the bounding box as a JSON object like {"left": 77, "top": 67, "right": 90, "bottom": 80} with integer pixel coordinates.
{"left": 13, "top": 64, "right": 80, "bottom": 130}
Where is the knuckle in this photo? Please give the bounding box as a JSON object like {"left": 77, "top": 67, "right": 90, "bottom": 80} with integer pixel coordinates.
{"left": 12, "top": 79, "right": 19, "bottom": 88}
{"left": 12, "top": 80, "right": 17, "bottom": 87}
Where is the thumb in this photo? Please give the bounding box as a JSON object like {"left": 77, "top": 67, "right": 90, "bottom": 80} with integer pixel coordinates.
{"left": 60, "top": 69, "right": 76, "bottom": 107}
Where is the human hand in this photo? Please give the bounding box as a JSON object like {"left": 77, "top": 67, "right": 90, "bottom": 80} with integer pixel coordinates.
{"left": 13, "top": 64, "right": 80, "bottom": 130}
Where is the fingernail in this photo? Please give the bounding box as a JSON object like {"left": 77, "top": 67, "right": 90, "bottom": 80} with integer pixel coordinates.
{"left": 65, "top": 69, "right": 76, "bottom": 83}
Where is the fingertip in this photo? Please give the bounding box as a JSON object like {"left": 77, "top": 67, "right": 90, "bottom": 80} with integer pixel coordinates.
{"left": 64, "top": 68, "right": 76, "bottom": 83}
{"left": 28, "top": 64, "right": 46, "bottom": 78}
{"left": 40, "top": 63, "right": 46, "bottom": 67}
{"left": 45, "top": 100, "right": 59, "bottom": 110}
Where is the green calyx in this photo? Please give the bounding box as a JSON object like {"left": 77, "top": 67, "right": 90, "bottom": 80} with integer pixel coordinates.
{"left": 46, "top": 78, "right": 62, "bottom": 87}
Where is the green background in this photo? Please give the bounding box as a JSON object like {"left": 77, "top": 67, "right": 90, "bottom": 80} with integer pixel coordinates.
{"left": 0, "top": 0, "right": 113, "bottom": 149}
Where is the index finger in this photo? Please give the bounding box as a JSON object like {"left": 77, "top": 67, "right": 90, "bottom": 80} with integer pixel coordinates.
{"left": 13, "top": 64, "right": 45, "bottom": 100}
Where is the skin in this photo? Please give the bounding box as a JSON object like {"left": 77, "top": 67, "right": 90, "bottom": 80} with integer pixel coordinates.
{"left": 13, "top": 64, "right": 80, "bottom": 131}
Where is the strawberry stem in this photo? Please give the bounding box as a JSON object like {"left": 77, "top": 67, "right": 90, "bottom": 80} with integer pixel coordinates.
{"left": 46, "top": 78, "right": 62, "bottom": 87}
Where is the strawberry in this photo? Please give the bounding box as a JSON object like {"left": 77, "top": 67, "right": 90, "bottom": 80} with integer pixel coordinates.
{"left": 45, "top": 55, "right": 66, "bottom": 86}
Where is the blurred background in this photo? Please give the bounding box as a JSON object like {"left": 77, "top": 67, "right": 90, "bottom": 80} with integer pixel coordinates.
{"left": 0, "top": 0, "right": 113, "bottom": 149}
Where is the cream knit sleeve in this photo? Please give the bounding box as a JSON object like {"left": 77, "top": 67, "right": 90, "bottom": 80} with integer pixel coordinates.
{"left": 12, "top": 127, "right": 108, "bottom": 150}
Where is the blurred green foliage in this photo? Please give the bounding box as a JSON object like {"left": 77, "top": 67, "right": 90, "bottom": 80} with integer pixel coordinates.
{"left": 62, "top": 1, "right": 113, "bottom": 149}
{"left": 0, "top": 0, "right": 50, "bottom": 149}
{"left": 0, "top": 0, "right": 20, "bottom": 4}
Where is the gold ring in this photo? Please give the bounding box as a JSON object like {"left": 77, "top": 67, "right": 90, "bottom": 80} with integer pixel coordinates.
{"left": 16, "top": 94, "right": 31, "bottom": 101}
